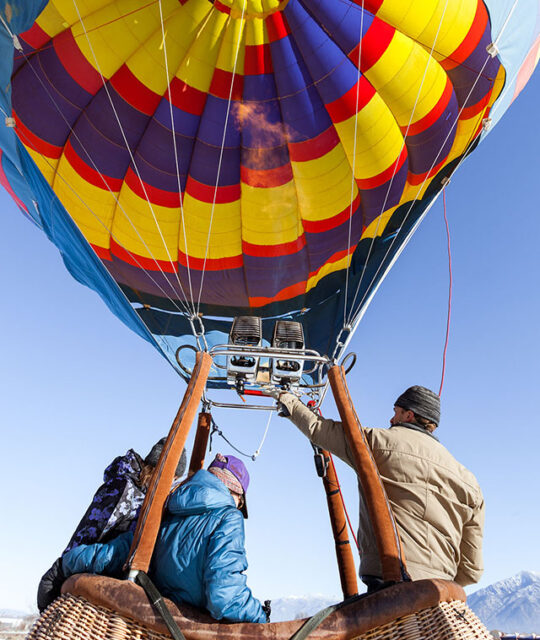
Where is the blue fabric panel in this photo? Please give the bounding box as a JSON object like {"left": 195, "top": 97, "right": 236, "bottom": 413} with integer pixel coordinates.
{"left": 0, "top": 1, "right": 159, "bottom": 356}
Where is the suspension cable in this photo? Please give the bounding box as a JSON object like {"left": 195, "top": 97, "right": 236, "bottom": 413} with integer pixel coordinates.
{"left": 72, "top": 0, "right": 196, "bottom": 318}
{"left": 209, "top": 411, "right": 273, "bottom": 461}
{"left": 438, "top": 187, "right": 452, "bottom": 396}
{"left": 345, "top": 0, "right": 452, "bottom": 328}
{"left": 196, "top": 0, "right": 247, "bottom": 313}
{"left": 157, "top": 0, "right": 195, "bottom": 308}
{"left": 9, "top": 39, "right": 193, "bottom": 319}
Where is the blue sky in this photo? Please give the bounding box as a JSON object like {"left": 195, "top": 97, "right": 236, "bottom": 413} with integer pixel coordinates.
{"left": 1, "top": 71, "right": 539, "bottom": 613}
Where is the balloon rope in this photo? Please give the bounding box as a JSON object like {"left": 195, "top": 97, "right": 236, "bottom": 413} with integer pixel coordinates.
{"left": 343, "top": 0, "right": 366, "bottom": 327}
{"left": 9, "top": 20, "right": 195, "bottom": 320}
{"left": 438, "top": 188, "right": 452, "bottom": 396}
{"left": 157, "top": 0, "right": 195, "bottom": 310}
{"left": 72, "top": 0, "right": 197, "bottom": 318}
{"left": 209, "top": 412, "right": 272, "bottom": 461}
{"left": 344, "top": 0, "right": 452, "bottom": 330}
{"left": 196, "top": 0, "right": 247, "bottom": 313}
{"left": 348, "top": 50, "right": 495, "bottom": 329}
{"left": 328, "top": 454, "right": 359, "bottom": 551}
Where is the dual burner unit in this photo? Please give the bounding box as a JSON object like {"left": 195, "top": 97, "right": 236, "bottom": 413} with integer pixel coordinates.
{"left": 226, "top": 316, "right": 305, "bottom": 389}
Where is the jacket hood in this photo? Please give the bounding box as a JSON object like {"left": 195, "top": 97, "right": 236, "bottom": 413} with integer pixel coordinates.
{"left": 167, "top": 469, "right": 235, "bottom": 516}
{"left": 103, "top": 449, "right": 144, "bottom": 484}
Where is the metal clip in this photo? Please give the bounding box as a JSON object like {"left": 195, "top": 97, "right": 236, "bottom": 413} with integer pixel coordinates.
{"left": 440, "top": 176, "right": 451, "bottom": 188}
{"left": 12, "top": 33, "right": 22, "bottom": 51}
{"left": 486, "top": 42, "right": 499, "bottom": 58}
{"left": 188, "top": 314, "right": 208, "bottom": 351}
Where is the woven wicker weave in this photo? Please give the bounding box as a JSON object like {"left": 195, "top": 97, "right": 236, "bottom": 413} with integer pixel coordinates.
{"left": 354, "top": 600, "right": 492, "bottom": 640}
{"left": 26, "top": 593, "right": 491, "bottom": 640}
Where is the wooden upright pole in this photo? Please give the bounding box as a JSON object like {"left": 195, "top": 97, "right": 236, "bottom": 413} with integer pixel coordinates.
{"left": 188, "top": 412, "right": 212, "bottom": 477}
{"left": 328, "top": 365, "right": 408, "bottom": 584}
{"left": 126, "top": 351, "right": 213, "bottom": 573}
{"left": 319, "top": 449, "right": 358, "bottom": 598}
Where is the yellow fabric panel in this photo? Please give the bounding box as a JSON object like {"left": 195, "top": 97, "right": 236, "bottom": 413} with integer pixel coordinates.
{"left": 365, "top": 30, "right": 447, "bottom": 126}
{"left": 218, "top": 0, "right": 286, "bottom": 20}
{"left": 376, "top": 0, "right": 477, "bottom": 59}
{"left": 35, "top": 1, "right": 75, "bottom": 37}
{"left": 68, "top": 0, "right": 183, "bottom": 81}
{"left": 490, "top": 66, "right": 507, "bottom": 107}
{"left": 245, "top": 17, "right": 268, "bottom": 46}
{"left": 361, "top": 206, "right": 396, "bottom": 240}
{"left": 334, "top": 94, "right": 403, "bottom": 178}
{"left": 241, "top": 182, "right": 300, "bottom": 245}
{"left": 25, "top": 147, "right": 58, "bottom": 185}
{"left": 52, "top": 157, "right": 118, "bottom": 248}
{"left": 175, "top": 10, "right": 228, "bottom": 93}
{"left": 179, "top": 196, "right": 242, "bottom": 258}
{"left": 41, "top": 0, "right": 110, "bottom": 33}
{"left": 292, "top": 149, "right": 357, "bottom": 220}
{"left": 215, "top": 16, "right": 246, "bottom": 73}
{"left": 112, "top": 187, "right": 180, "bottom": 261}
{"left": 306, "top": 252, "right": 351, "bottom": 292}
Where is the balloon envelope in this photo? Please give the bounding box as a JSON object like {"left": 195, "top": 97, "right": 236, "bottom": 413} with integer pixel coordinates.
{"left": 1, "top": 0, "right": 538, "bottom": 384}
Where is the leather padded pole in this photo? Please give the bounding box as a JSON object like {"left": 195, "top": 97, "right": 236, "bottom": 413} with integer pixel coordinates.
{"left": 328, "top": 365, "right": 408, "bottom": 583}
{"left": 188, "top": 412, "right": 211, "bottom": 477}
{"left": 126, "top": 351, "right": 213, "bottom": 573}
{"left": 320, "top": 450, "right": 358, "bottom": 598}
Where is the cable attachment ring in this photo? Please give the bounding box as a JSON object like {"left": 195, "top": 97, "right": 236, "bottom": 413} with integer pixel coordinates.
{"left": 188, "top": 314, "right": 208, "bottom": 351}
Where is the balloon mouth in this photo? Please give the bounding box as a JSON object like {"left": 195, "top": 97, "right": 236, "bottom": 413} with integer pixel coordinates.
{"left": 210, "top": 0, "right": 290, "bottom": 19}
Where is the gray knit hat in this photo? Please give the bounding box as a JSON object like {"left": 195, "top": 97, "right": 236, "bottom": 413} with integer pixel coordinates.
{"left": 144, "top": 438, "right": 187, "bottom": 477}
{"left": 395, "top": 386, "right": 440, "bottom": 425}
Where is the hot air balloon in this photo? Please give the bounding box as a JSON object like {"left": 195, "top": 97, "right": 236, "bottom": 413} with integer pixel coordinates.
{"left": 1, "top": 0, "right": 538, "bottom": 637}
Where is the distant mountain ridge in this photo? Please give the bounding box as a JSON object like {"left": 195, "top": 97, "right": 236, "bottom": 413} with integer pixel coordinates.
{"left": 467, "top": 571, "right": 540, "bottom": 633}
{"left": 2, "top": 571, "right": 538, "bottom": 634}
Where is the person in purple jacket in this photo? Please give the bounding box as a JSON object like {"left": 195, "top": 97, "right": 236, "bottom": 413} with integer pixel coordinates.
{"left": 37, "top": 438, "right": 186, "bottom": 612}
{"left": 60, "top": 454, "right": 268, "bottom": 623}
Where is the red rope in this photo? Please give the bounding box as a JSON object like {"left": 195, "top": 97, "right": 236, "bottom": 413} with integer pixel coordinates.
{"left": 328, "top": 453, "right": 360, "bottom": 551}
{"left": 438, "top": 187, "right": 453, "bottom": 397}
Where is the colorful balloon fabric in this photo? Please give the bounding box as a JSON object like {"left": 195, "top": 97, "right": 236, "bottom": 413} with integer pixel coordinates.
{"left": 1, "top": 0, "right": 539, "bottom": 383}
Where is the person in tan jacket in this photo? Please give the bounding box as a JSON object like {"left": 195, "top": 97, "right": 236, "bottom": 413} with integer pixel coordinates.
{"left": 275, "top": 385, "right": 484, "bottom": 592}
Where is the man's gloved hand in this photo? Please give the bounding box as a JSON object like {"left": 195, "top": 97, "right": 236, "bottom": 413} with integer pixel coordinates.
{"left": 37, "top": 557, "right": 65, "bottom": 613}
{"left": 259, "top": 385, "right": 283, "bottom": 400}
{"left": 262, "top": 599, "right": 271, "bottom": 623}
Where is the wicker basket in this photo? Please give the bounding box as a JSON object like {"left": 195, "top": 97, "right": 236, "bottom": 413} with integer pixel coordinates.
{"left": 26, "top": 589, "right": 492, "bottom": 640}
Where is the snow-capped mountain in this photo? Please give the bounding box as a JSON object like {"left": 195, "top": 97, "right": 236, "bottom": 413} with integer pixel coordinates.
{"left": 468, "top": 571, "right": 540, "bottom": 633}
{"left": 2, "top": 571, "right": 539, "bottom": 634}
{"left": 270, "top": 594, "right": 340, "bottom": 623}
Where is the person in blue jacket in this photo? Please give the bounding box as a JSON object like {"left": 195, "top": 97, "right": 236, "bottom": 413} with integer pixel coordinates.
{"left": 61, "top": 453, "right": 267, "bottom": 624}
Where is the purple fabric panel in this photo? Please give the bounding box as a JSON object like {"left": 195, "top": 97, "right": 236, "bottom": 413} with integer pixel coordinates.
{"left": 179, "top": 266, "right": 249, "bottom": 307}
{"left": 70, "top": 111, "right": 131, "bottom": 180}
{"left": 135, "top": 119, "right": 195, "bottom": 192}
{"left": 304, "top": 209, "right": 363, "bottom": 267}
{"left": 284, "top": 0, "right": 358, "bottom": 103}
{"left": 269, "top": 35, "right": 332, "bottom": 142}
{"left": 243, "top": 74, "right": 278, "bottom": 102}
{"left": 297, "top": 0, "right": 374, "bottom": 56}
{"left": 279, "top": 85, "right": 331, "bottom": 142}
{"left": 12, "top": 54, "right": 87, "bottom": 147}
{"left": 404, "top": 92, "right": 459, "bottom": 175}
{"left": 447, "top": 24, "right": 501, "bottom": 109}
{"left": 188, "top": 140, "right": 240, "bottom": 186}
{"left": 39, "top": 43, "right": 93, "bottom": 108}
{"left": 69, "top": 85, "right": 151, "bottom": 179}
{"left": 196, "top": 95, "right": 241, "bottom": 147}
{"left": 153, "top": 98, "right": 201, "bottom": 138}
{"left": 242, "top": 248, "right": 310, "bottom": 299}
{"left": 358, "top": 160, "right": 409, "bottom": 228}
